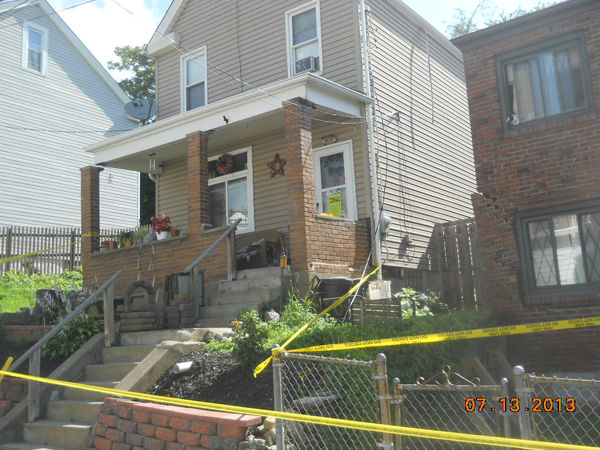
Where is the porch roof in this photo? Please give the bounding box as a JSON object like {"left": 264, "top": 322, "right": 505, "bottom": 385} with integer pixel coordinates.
{"left": 86, "top": 74, "right": 372, "bottom": 172}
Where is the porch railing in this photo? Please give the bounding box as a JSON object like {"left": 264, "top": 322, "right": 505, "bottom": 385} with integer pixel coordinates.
{"left": 7, "top": 270, "right": 122, "bottom": 422}
{"left": 185, "top": 218, "right": 240, "bottom": 318}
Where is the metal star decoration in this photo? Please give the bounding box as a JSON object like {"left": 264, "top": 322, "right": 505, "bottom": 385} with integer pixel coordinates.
{"left": 267, "top": 153, "right": 286, "bottom": 177}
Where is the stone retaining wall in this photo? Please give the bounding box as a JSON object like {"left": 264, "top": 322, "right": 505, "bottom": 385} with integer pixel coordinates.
{"left": 85, "top": 397, "right": 262, "bottom": 449}
{"left": 0, "top": 378, "right": 27, "bottom": 418}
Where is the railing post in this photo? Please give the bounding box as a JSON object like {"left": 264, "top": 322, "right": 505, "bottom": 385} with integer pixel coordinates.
{"left": 501, "top": 377, "right": 511, "bottom": 437}
{"left": 28, "top": 348, "right": 41, "bottom": 422}
{"left": 375, "top": 353, "right": 393, "bottom": 449}
{"left": 226, "top": 230, "right": 236, "bottom": 281}
{"left": 513, "top": 365, "right": 533, "bottom": 439}
{"left": 103, "top": 283, "right": 115, "bottom": 347}
{"left": 272, "top": 345, "right": 285, "bottom": 450}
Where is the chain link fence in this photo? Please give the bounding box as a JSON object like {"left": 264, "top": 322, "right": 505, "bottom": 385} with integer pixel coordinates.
{"left": 526, "top": 374, "right": 600, "bottom": 447}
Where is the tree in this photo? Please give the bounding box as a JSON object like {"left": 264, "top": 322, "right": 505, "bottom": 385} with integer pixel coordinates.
{"left": 108, "top": 45, "right": 156, "bottom": 225}
{"left": 446, "top": 0, "right": 559, "bottom": 39}
{"left": 108, "top": 45, "right": 155, "bottom": 100}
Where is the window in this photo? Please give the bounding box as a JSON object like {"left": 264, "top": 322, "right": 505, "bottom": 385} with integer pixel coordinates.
{"left": 286, "top": 1, "right": 323, "bottom": 77}
{"left": 517, "top": 202, "right": 600, "bottom": 295}
{"left": 208, "top": 148, "right": 253, "bottom": 233}
{"left": 499, "top": 34, "right": 592, "bottom": 127}
{"left": 22, "top": 22, "right": 48, "bottom": 74}
{"left": 313, "top": 141, "right": 357, "bottom": 220}
{"left": 181, "top": 47, "right": 207, "bottom": 112}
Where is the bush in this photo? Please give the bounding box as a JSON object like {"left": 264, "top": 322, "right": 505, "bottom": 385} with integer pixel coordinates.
{"left": 43, "top": 314, "right": 102, "bottom": 360}
{"left": 0, "top": 268, "right": 83, "bottom": 313}
{"left": 231, "top": 309, "right": 269, "bottom": 366}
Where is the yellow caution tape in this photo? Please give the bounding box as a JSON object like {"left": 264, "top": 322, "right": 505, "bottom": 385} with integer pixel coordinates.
{"left": 0, "top": 232, "right": 99, "bottom": 265}
{"left": 253, "top": 265, "right": 381, "bottom": 377}
{"left": 0, "top": 369, "right": 597, "bottom": 450}
{"left": 288, "top": 315, "right": 600, "bottom": 354}
{"left": 0, "top": 357, "right": 14, "bottom": 383}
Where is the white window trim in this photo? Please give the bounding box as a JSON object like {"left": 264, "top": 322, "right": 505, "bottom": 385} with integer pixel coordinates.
{"left": 313, "top": 140, "right": 358, "bottom": 220}
{"left": 22, "top": 21, "right": 48, "bottom": 75}
{"left": 180, "top": 46, "right": 208, "bottom": 113}
{"left": 285, "top": 0, "right": 323, "bottom": 78}
{"left": 208, "top": 146, "right": 254, "bottom": 233}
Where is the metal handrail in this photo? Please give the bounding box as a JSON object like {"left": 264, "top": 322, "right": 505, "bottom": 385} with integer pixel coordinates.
{"left": 184, "top": 218, "right": 241, "bottom": 272}
{"left": 9, "top": 270, "right": 123, "bottom": 372}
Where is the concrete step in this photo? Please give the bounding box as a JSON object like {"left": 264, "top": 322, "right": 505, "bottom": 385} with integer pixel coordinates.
{"left": 45, "top": 400, "right": 102, "bottom": 423}
{"left": 102, "top": 344, "right": 155, "bottom": 364}
{"left": 23, "top": 420, "right": 90, "bottom": 448}
{"left": 236, "top": 266, "right": 282, "bottom": 280}
{"left": 206, "top": 276, "right": 282, "bottom": 295}
{"left": 0, "top": 444, "right": 73, "bottom": 450}
{"left": 84, "top": 362, "right": 137, "bottom": 382}
{"left": 119, "top": 329, "right": 204, "bottom": 346}
{"left": 62, "top": 381, "right": 118, "bottom": 402}
{"left": 196, "top": 318, "right": 237, "bottom": 328}
{"left": 205, "top": 287, "right": 281, "bottom": 306}
{"left": 198, "top": 303, "right": 262, "bottom": 321}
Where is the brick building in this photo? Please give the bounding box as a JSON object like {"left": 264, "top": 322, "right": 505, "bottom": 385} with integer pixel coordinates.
{"left": 453, "top": 0, "right": 600, "bottom": 376}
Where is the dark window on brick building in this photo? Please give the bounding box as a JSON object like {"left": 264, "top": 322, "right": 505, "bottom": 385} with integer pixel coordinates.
{"left": 498, "top": 34, "right": 591, "bottom": 127}
{"left": 517, "top": 203, "right": 600, "bottom": 295}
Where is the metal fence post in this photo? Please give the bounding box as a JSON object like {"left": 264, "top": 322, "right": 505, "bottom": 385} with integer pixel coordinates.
{"left": 392, "top": 377, "right": 403, "bottom": 450}
{"left": 513, "top": 365, "right": 533, "bottom": 439}
{"left": 375, "top": 353, "right": 393, "bottom": 448}
{"left": 272, "top": 345, "right": 285, "bottom": 450}
{"left": 501, "top": 377, "right": 511, "bottom": 437}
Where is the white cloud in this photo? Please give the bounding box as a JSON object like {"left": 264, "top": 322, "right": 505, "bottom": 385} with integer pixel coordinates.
{"left": 48, "top": 0, "right": 167, "bottom": 80}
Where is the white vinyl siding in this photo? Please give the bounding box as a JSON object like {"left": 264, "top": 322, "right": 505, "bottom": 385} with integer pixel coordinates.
{"left": 0, "top": 5, "right": 138, "bottom": 228}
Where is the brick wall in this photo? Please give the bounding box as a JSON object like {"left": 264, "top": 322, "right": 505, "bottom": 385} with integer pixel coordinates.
{"left": 456, "top": 2, "right": 600, "bottom": 374}
{"left": 84, "top": 398, "right": 261, "bottom": 450}
{"left": 0, "top": 379, "right": 27, "bottom": 419}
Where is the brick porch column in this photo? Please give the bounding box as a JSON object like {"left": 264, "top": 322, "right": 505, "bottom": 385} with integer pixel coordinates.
{"left": 80, "top": 166, "right": 103, "bottom": 267}
{"left": 187, "top": 131, "right": 210, "bottom": 234}
{"left": 284, "top": 98, "right": 315, "bottom": 274}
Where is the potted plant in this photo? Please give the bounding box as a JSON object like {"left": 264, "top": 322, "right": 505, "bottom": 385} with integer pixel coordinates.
{"left": 170, "top": 224, "right": 180, "bottom": 237}
{"left": 118, "top": 230, "right": 134, "bottom": 248}
{"left": 133, "top": 228, "right": 149, "bottom": 246}
{"left": 100, "top": 241, "right": 110, "bottom": 252}
{"left": 151, "top": 214, "right": 171, "bottom": 240}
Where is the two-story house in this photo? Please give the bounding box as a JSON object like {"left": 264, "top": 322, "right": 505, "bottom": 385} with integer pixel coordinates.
{"left": 81, "top": 0, "right": 475, "bottom": 323}
{"left": 0, "top": 0, "right": 139, "bottom": 229}
{"left": 454, "top": 0, "right": 600, "bottom": 376}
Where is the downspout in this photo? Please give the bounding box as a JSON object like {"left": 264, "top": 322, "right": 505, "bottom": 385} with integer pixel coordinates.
{"left": 359, "top": 0, "right": 382, "bottom": 267}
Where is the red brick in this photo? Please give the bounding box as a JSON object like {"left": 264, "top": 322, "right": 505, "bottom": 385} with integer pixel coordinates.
{"left": 168, "top": 416, "right": 190, "bottom": 431}
{"left": 137, "top": 423, "right": 156, "bottom": 437}
{"left": 94, "top": 423, "right": 107, "bottom": 437}
{"left": 143, "top": 437, "right": 167, "bottom": 450}
{"left": 93, "top": 436, "right": 112, "bottom": 450}
{"left": 189, "top": 421, "right": 216, "bottom": 435}
{"left": 177, "top": 431, "right": 203, "bottom": 446}
{"left": 111, "top": 443, "right": 130, "bottom": 450}
{"left": 132, "top": 409, "right": 150, "bottom": 423}
{"left": 156, "top": 426, "right": 177, "bottom": 442}
{"left": 217, "top": 423, "right": 245, "bottom": 439}
{"left": 117, "top": 419, "right": 137, "bottom": 433}
{"left": 105, "top": 427, "right": 125, "bottom": 442}
{"left": 151, "top": 413, "right": 169, "bottom": 427}
{"left": 0, "top": 400, "right": 11, "bottom": 411}
{"left": 125, "top": 433, "right": 145, "bottom": 446}
{"left": 99, "top": 413, "right": 118, "bottom": 427}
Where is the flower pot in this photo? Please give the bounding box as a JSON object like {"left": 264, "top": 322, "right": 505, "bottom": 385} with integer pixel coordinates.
{"left": 170, "top": 229, "right": 180, "bottom": 237}
{"left": 156, "top": 231, "right": 169, "bottom": 241}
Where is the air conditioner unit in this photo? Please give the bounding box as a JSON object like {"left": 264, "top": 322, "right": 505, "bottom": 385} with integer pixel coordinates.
{"left": 295, "top": 56, "right": 318, "bottom": 74}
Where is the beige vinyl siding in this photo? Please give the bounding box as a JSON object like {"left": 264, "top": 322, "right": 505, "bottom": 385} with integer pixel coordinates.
{"left": 0, "top": 5, "right": 138, "bottom": 228}
{"left": 156, "top": 0, "right": 361, "bottom": 120}
{"left": 157, "top": 157, "right": 188, "bottom": 232}
{"left": 366, "top": 0, "right": 476, "bottom": 269}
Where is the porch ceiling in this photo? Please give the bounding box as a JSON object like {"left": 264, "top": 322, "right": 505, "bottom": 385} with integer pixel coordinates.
{"left": 86, "top": 73, "right": 371, "bottom": 172}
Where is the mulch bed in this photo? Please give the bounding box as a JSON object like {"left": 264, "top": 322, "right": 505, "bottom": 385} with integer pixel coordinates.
{"left": 147, "top": 350, "right": 274, "bottom": 411}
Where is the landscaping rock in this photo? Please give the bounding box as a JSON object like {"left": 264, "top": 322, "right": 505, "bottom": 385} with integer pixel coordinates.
{"left": 264, "top": 310, "right": 280, "bottom": 322}
{"left": 263, "top": 417, "right": 276, "bottom": 431}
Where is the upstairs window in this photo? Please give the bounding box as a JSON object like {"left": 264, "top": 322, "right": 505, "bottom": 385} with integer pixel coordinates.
{"left": 499, "top": 34, "right": 592, "bottom": 127}
{"left": 517, "top": 201, "right": 600, "bottom": 296}
{"left": 181, "top": 47, "right": 207, "bottom": 112}
{"left": 22, "top": 22, "right": 48, "bottom": 74}
{"left": 286, "top": 1, "right": 322, "bottom": 76}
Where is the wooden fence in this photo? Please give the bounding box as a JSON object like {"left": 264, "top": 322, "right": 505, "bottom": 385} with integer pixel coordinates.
{"left": 0, "top": 226, "right": 132, "bottom": 275}
{"left": 434, "top": 218, "right": 483, "bottom": 309}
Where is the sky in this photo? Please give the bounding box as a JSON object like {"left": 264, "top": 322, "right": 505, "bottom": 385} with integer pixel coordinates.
{"left": 45, "top": 0, "right": 556, "bottom": 80}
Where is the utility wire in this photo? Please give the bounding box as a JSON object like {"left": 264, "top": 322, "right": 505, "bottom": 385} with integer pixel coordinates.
{"left": 0, "top": 0, "right": 97, "bottom": 31}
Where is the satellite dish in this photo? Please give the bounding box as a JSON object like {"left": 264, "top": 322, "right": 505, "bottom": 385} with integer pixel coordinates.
{"left": 125, "top": 98, "right": 159, "bottom": 125}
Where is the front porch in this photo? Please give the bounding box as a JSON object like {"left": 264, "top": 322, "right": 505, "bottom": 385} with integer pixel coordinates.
{"left": 81, "top": 74, "right": 373, "bottom": 322}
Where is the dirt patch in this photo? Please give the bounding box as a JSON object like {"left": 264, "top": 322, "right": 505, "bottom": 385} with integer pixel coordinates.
{"left": 147, "top": 350, "right": 274, "bottom": 410}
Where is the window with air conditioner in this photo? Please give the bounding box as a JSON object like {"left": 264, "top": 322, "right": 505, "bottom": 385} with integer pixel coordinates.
{"left": 181, "top": 47, "right": 207, "bottom": 112}
{"left": 286, "top": 1, "right": 323, "bottom": 77}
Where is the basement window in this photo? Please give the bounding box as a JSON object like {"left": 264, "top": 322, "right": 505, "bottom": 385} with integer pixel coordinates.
{"left": 517, "top": 201, "right": 600, "bottom": 296}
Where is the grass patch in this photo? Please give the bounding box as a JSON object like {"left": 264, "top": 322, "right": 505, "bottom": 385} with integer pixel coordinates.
{"left": 0, "top": 268, "right": 83, "bottom": 313}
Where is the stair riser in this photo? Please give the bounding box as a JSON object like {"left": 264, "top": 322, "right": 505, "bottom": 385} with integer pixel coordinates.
{"left": 205, "top": 288, "right": 281, "bottom": 307}
{"left": 236, "top": 267, "right": 282, "bottom": 280}
{"left": 46, "top": 401, "right": 102, "bottom": 423}
{"left": 198, "top": 303, "right": 263, "bottom": 320}
{"left": 23, "top": 423, "right": 90, "bottom": 448}
{"left": 102, "top": 345, "right": 155, "bottom": 364}
{"left": 84, "top": 363, "right": 137, "bottom": 382}
{"left": 210, "top": 277, "right": 282, "bottom": 294}
{"left": 62, "top": 385, "right": 115, "bottom": 402}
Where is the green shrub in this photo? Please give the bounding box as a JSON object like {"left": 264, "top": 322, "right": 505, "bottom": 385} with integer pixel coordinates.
{"left": 0, "top": 268, "right": 83, "bottom": 313}
{"left": 43, "top": 314, "right": 102, "bottom": 360}
{"left": 231, "top": 309, "right": 270, "bottom": 366}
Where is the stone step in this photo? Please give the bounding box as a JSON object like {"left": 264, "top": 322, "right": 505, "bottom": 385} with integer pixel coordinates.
{"left": 119, "top": 329, "right": 204, "bottom": 346}
{"left": 205, "top": 287, "right": 281, "bottom": 306}
{"left": 102, "top": 344, "right": 155, "bottom": 364}
{"left": 62, "top": 381, "right": 118, "bottom": 402}
{"left": 119, "top": 323, "right": 157, "bottom": 332}
{"left": 235, "top": 266, "right": 282, "bottom": 280}
{"left": 83, "top": 362, "right": 137, "bottom": 382}
{"left": 45, "top": 400, "right": 102, "bottom": 423}
{"left": 118, "top": 311, "right": 157, "bottom": 319}
{"left": 0, "top": 444, "right": 72, "bottom": 450}
{"left": 198, "top": 303, "right": 262, "bottom": 321}
{"left": 22, "top": 420, "right": 90, "bottom": 449}
{"left": 206, "top": 276, "right": 282, "bottom": 295}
